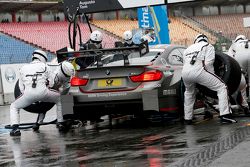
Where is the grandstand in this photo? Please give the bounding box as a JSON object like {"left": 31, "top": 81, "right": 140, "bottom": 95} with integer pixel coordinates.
{"left": 91, "top": 17, "right": 217, "bottom": 46}
{"left": 191, "top": 14, "right": 250, "bottom": 40}
{"left": 0, "top": 17, "right": 219, "bottom": 53}
{"left": 0, "top": 32, "right": 53, "bottom": 64}
{"left": 0, "top": 22, "right": 120, "bottom": 54}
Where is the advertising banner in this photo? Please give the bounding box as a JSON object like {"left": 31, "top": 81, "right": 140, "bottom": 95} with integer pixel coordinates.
{"left": 64, "top": 0, "right": 166, "bottom": 15}
{"left": 137, "top": 5, "right": 170, "bottom": 45}
{"left": 0, "top": 64, "right": 26, "bottom": 104}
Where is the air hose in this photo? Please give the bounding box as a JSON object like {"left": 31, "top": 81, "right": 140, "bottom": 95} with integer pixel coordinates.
{"left": 4, "top": 114, "right": 84, "bottom": 130}
{"left": 4, "top": 119, "right": 57, "bottom": 130}
{"left": 5, "top": 119, "right": 83, "bottom": 130}
{"left": 68, "top": 21, "right": 82, "bottom": 50}
{"left": 67, "top": 7, "right": 85, "bottom": 50}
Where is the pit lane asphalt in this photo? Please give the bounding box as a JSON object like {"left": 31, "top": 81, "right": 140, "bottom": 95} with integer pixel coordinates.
{"left": 1, "top": 105, "right": 250, "bottom": 167}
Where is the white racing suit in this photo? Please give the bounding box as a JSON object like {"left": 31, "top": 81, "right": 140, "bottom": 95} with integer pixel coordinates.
{"left": 228, "top": 40, "right": 250, "bottom": 107}
{"left": 36, "top": 67, "right": 70, "bottom": 124}
{"left": 182, "top": 42, "right": 231, "bottom": 120}
{"left": 10, "top": 60, "right": 62, "bottom": 126}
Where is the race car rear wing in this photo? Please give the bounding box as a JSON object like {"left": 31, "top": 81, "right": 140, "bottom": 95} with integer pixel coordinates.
{"left": 56, "top": 40, "right": 149, "bottom": 64}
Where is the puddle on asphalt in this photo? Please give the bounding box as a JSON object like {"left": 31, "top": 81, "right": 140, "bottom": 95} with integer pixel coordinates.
{"left": 0, "top": 112, "right": 250, "bottom": 167}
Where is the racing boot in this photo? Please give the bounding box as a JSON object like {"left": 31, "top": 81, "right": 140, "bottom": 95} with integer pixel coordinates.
{"left": 219, "top": 114, "right": 237, "bottom": 123}
{"left": 32, "top": 123, "right": 40, "bottom": 132}
{"left": 56, "top": 122, "right": 70, "bottom": 132}
{"left": 10, "top": 124, "right": 21, "bottom": 136}
{"left": 184, "top": 119, "right": 193, "bottom": 125}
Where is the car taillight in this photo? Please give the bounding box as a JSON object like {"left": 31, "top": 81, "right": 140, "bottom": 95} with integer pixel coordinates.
{"left": 130, "top": 70, "right": 163, "bottom": 82}
{"left": 71, "top": 76, "right": 88, "bottom": 86}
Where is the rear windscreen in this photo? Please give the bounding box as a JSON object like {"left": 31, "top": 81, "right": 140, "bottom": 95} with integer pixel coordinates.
{"left": 74, "top": 51, "right": 161, "bottom": 70}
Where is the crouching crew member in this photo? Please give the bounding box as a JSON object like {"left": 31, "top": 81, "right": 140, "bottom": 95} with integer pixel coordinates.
{"left": 9, "top": 50, "right": 64, "bottom": 136}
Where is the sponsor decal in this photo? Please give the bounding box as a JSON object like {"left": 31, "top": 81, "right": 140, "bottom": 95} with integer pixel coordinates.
{"left": 106, "top": 79, "right": 113, "bottom": 86}
{"left": 88, "top": 92, "right": 127, "bottom": 98}
{"left": 163, "top": 89, "right": 176, "bottom": 95}
{"left": 79, "top": 0, "right": 96, "bottom": 9}
{"left": 140, "top": 7, "right": 150, "bottom": 29}
{"left": 4, "top": 67, "right": 16, "bottom": 83}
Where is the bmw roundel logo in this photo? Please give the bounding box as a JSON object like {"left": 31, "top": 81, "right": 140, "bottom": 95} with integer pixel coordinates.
{"left": 106, "top": 69, "right": 111, "bottom": 75}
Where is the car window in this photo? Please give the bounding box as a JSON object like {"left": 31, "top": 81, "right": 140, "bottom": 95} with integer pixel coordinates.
{"left": 167, "top": 48, "right": 185, "bottom": 65}
{"left": 75, "top": 51, "right": 161, "bottom": 69}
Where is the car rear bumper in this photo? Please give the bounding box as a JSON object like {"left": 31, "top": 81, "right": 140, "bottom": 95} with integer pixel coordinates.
{"left": 71, "top": 89, "right": 160, "bottom": 112}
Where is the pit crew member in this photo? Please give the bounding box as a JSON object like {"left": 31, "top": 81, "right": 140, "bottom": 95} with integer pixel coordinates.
{"left": 32, "top": 61, "right": 76, "bottom": 131}
{"left": 9, "top": 50, "right": 64, "bottom": 136}
{"left": 227, "top": 35, "right": 250, "bottom": 115}
{"left": 181, "top": 34, "right": 237, "bottom": 124}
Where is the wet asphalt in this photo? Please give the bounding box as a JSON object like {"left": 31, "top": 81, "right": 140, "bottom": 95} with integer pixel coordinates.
{"left": 1, "top": 106, "right": 250, "bottom": 167}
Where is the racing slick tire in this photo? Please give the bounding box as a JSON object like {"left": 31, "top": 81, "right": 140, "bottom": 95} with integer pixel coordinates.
{"left": 14, "top": 80, "right": 55, "bottom": 113}
{"left": 197, "top": 52, "right": 242, "bottom": 99}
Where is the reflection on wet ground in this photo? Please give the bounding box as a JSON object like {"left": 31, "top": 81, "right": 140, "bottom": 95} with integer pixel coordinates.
{"left": 1, "top": 106, "right": 250, "bottom": 167}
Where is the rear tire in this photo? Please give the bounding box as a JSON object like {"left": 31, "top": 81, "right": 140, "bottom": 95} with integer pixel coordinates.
{"left": 14, "top": 80, "right": 55, "bottom": 113}
{"left": 197, "top": 52, "right": 241, "bottom": 98}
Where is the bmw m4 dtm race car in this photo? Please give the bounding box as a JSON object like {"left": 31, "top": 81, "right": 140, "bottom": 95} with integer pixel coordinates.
{"left": 56, "top": 41, "right": 241, "bottom": 122}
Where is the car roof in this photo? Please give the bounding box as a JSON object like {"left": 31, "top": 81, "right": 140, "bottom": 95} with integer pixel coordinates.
{"left": 149, "top": 44, "right": 186, "bottom": 52}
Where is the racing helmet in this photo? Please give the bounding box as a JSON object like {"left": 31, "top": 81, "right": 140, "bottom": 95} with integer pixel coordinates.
{"left": 123, "top": 30, "right": 133, "bottom": 41}
{"left": 60, "top": 61, "right": 75, "bottom": 77}
{"left": 234, "top": 35, "right": 247, "bottom": 43}
{"left": 90, "top": 30, "right": 103, "bottom": 44}
{"left": 32, "top": 50, "right": 48, "bottom": 63}
{"left": 194, "top": 34, "right": 208, "bottom": 43}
